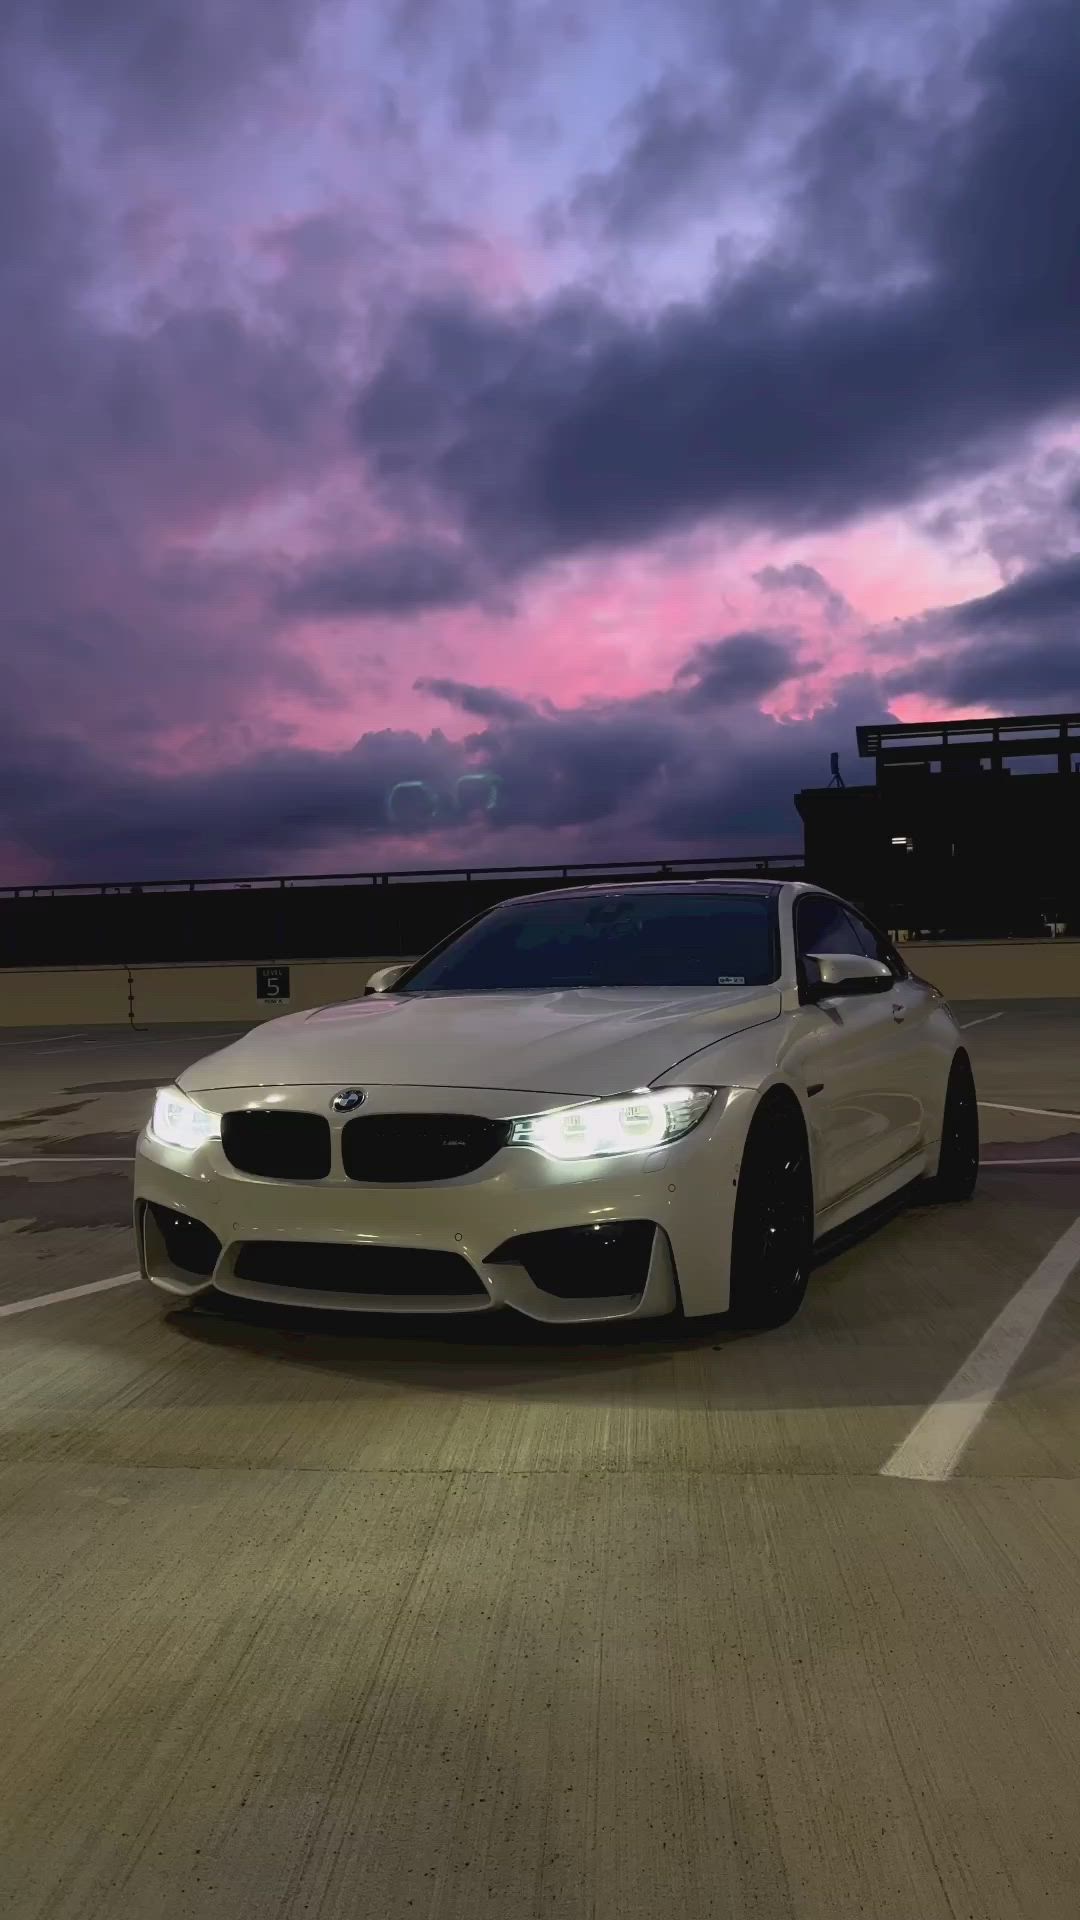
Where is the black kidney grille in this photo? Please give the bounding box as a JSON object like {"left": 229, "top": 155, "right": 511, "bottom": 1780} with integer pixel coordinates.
{"left": 233, "top": 1242, "right": 487, "bottom": 1297}
{"left": 221, "top": 1109, "right": 331, "bottom": 1180}
{"left": 341, "top": 1113, "right": 510, "bottom": 1183}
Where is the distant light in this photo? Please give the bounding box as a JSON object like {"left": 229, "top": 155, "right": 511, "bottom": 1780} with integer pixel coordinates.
{"left": 891, "top": 834, "right": 914, "bottom": 851}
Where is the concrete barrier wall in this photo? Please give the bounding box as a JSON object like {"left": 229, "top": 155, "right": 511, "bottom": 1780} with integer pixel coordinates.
{"left": 898, "top": 938, "right": 1080, "bottom": 1001}
{"left": 1, "top": 940, "right": 1078, "bottom": 1027}
{"left": 0, "top": 958, "right": 402, "bottom": 1028}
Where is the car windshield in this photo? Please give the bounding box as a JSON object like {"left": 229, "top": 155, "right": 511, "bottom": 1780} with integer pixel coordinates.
{"left": 397, "top": 890, "right": 779, "bottom": 992}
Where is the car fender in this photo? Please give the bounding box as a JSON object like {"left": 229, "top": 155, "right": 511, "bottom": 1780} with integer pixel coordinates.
{"left": 660, "top": 1071, "right": 814, "bottom": 1318}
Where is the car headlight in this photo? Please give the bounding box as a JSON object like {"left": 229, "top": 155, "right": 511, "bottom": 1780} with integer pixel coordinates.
{"left": 150, "top": 1087, "right": 220, "bottom": 1152}
{"left": 509, "top": 1087, "right": 716, "bottom": 1161}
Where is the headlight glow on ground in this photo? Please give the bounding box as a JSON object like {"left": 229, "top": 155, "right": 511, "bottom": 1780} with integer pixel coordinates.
{"left": 150, "top": 1087, "right": 221, "bottom": 1152}
{"left": 510, "top": 1087, "right": 715, "bottom": 1161}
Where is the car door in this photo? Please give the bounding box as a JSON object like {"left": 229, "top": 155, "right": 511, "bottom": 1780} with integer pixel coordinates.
{"left": 788, "top": 895, "right": 919, "bottom": 1208}
{"left": 845, "top": 906, "right": 938, "bottom": 1154}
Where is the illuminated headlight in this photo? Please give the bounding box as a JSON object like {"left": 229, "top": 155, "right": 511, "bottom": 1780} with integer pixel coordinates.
{"left": 509, "top": 1087, "right": 716, "bottom": 1161}
{"left": 150, "top": 1087, "right": 220, "bottom": 1153}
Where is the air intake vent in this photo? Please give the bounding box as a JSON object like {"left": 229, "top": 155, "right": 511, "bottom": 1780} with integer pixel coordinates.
{"left": 145, "top": 1203, "right": 221, "bottom": 1278}
{"left": 233, "top": 1242, "right": 487, "bottom": 1297}
{"left": 486, "top": 1221, "right": 656, "bottom": 1298}
{"left": 221, "top": 1110, "right": 331, "bottom": 1181}
{"left": 341, "top": 1114, "right": 510, "bottom": 1183}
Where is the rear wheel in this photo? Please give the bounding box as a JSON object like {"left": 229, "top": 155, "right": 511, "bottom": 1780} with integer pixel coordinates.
{"left": 928, "top": 1050, "right": 979, "bottom": 1201}
{"left": 724, "top": 1092, "right": 813, "bottom": 1330}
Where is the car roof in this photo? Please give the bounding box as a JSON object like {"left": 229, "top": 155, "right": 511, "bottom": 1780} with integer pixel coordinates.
{"left": 499, "top": 877, "right": 788, "bottom": 907}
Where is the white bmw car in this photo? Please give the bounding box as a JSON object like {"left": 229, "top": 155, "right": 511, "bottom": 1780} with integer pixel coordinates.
{"left": 135, "top": 880, "right": 978, "bottom": 1330}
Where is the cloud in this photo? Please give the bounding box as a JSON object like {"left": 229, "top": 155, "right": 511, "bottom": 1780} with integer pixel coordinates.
{"left": 674, "top": 630, "right": 803, "bottom": 703}
{"left": 885, "top": 637, "right": 1080, "bottom": 708}
{"left": 416, "top": 678, "right": 537, "bottom": 721}
{"left": 1, "top": 0, "right": 1078, "bottom": 888}
{"left": 354, "top": 0, "right": 1080, "bottom": 568}
{"left": 753, "top": 563, "right": 852, "bottom": 624}
{"left": 7, "top": 0, "right": 324, "bottom": 141}
{"left": 0, "top": 42, "right": 340, "bottom": 749}
{"left": 884, "top": 550, "right": 1080, "bottom": 707}
{"left": 949, "top": 552, "right": 1080, "bottom": 632}
{"left": 278, "top": 542, "right": 480, "bottom": 618}
{"left": 565, "top": 81, "right": 725, "bottom": 239}
{"left": 555, "top": 0, "right": 955, "bottom": 251}
{"left": 0, "top": 627, "right": 876, "bottom": 879}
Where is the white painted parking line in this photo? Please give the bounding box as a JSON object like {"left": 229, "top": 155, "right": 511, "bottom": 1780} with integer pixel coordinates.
{"left": 881, "top": 1213, "right": 1080, "bottom": 1482}
{"left": 0, "top": 1273, "right": 140, "bottom": 1319}
{"left": 978, "top": 1101, "right": 1080, "bottom": 1121}
{"left": 166, "top": 1028, "right": 247, "bottom": 1039}
{"left": 0, "top": 1155, "right": 134, "bottom": 1166}
{"left": 960, "top": 1012, "right": 1004, "bottom": 1028}
{"left": 0, "top": 1031, "right": 92, "bottom": 1050}
{"left": 982, "top": 1157, "right": 1080, "bottom": 1168}
{"left": 25, "top": 1040, "right": 123, "bottom": 1056}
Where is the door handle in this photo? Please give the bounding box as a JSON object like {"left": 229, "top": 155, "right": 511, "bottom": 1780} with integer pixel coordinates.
{"left": 892, "top": 1001, "right": 906, "bottom": 1022}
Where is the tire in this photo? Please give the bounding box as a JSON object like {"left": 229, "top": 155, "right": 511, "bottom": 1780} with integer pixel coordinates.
{"left": 927, "top": 1050, "right": 979, "bottom": 1202}
{"left": 724, "top": 1091, "right": 814, "bottom": 1330}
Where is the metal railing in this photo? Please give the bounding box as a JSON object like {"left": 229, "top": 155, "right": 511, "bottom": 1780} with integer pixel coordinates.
{"left": 0, "top": 851, "right": 806, "bottom": 901}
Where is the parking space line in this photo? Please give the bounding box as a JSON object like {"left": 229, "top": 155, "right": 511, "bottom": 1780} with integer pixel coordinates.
{"left": 960, "top": 1012, "right": 1004, "bottom": 1028}
{"left": 0, "top": 1031, "right": 92, "bottom": 1049}
{"left": 0, "top": 1273, "right": 140, "bottom": 1319}
{"left": 880, "top": 1213, "right": 1080, "bottom": 1482}
{"left": 982, "top": 1157, "right": 1080, "bottom": 1168}
{"left": 0, "top": 1155, "right": 134, "bottom": 1166}
{"left": 978, "top": 1101, "right": 1080, "bottom": 1121}
{"left": 26, "top": 1039, "right": 122, "bottom": 1055}
{"left": 164, "top": 1028, "right": 247, "bottom": 1039}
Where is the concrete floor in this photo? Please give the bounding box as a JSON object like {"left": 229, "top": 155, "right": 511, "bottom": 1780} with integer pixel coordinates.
{"left": 1, "top": 1008, "right": 1079, "bottom": 1919}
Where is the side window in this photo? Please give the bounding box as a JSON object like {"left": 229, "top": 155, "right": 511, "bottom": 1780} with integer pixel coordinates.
{"left": 796, "top": 896, "right": 863, "bottom": 960}
{"left": 846, "top": 908, "right": 903, "bottom": 976}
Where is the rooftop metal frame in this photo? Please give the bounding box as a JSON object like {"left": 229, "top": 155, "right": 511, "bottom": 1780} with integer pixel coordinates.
{"left": 858, "top": 712, "right": 1080, "bottom": 773}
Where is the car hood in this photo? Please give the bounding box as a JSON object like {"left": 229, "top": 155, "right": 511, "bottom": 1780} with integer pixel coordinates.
{"left": 179, "top": 985, "right": 781, "bottom": 1098}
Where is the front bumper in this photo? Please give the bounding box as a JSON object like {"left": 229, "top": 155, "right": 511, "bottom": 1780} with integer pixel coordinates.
{"left": 134, "top": 1083, "right": 754, "bottom": 1323}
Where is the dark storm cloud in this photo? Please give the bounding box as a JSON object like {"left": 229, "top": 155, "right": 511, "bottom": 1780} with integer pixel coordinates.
{"left": 0, "top": 724, "right": 467, "bottom": 877}
{"left": 0, "top": 40, "right": 338, "bottom": 745}
{"left": 278, "top": 543, "right": 479, "bottom": 618}
{"left": 355, "top": 0, "right": 1080, "bottom": 565}
{"left": 950, "top": 553, "right": 1080, "bottom": 633}
{"left": 885, "top": 639, "right": 1080, "bottom": 708}
{"left": 753, "top": 563, "right": 851, "bottom": 624}
{"left": 883, "top": 551, "right": 1080, "bottom": 708}
{"left": 674, "top": 631, "right": 802, "bottom": 703}
{"left": 415, "top": 679, "right": 536, "bottom": 721}
{"left": 785, "top": 77, "right": 932, "bottom": 287}
{"left": 0, "top": 635, "right": 878, "bottom": 879}
{"left": 386, "top": 0, "right": 585, "bottom": 138}
{"left": 7, "top": 0, "right": 320, "bottom": 138}
{"left": 566, "top": 82, "right": 724, "bottom": 239}
{"left": 557, "top": 0, "right": 894, "bottom": 245}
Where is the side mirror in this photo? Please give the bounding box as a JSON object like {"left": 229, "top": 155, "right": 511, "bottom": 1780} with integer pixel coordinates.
{"left": 804, "top": 952, "right": 893, "bottom": 1001}
{"left": 364, "top": 962, "right": 409, "bottom": 996}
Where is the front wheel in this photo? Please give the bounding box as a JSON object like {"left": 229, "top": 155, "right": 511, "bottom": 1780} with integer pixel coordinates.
{"left": 927, "top": 1050, "right": 979, "bottom": 1202}
{"left": 724, "top": 1093, "right": 814, "bottom": 1330}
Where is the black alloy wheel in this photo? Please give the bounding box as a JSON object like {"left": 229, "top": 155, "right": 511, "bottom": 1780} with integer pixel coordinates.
{"left": 928, "top": 1050, "right": 979, "bottom": 1202}
{"left": 725, "top": 1092, "right": 814, "bottom": 1330}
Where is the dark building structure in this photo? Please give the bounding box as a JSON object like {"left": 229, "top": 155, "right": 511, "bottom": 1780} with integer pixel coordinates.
{"left": 796, "top": 712, "right": 1080, "bottom": 937}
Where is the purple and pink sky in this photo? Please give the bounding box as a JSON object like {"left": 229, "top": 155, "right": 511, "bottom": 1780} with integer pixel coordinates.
{"left": 2, "top": 0, "right": 1079, "bottom": 881}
